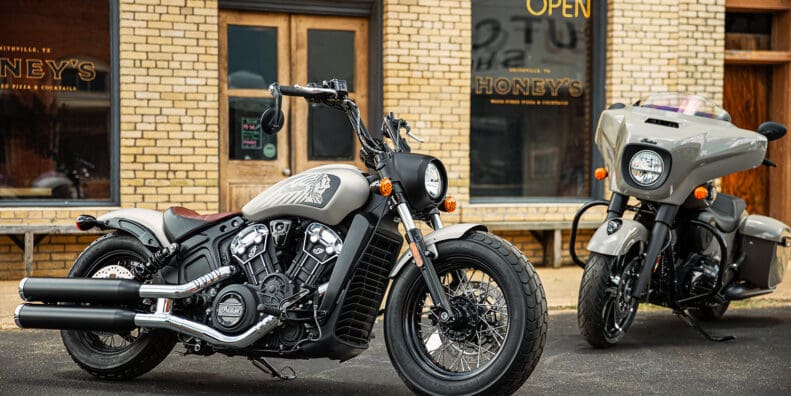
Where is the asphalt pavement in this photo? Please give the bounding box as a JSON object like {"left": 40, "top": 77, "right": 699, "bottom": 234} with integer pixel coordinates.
{"left": 0, "top": 306, "right": 788, "bottom": 395}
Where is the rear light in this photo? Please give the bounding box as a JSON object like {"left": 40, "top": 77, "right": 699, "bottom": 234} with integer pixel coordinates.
{"left": 75, "top": 215, "right": 97, "bottom": 231}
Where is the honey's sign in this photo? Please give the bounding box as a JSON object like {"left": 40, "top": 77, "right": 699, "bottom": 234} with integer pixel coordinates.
{"left": 0, "top": 45, "right": 96, "bottom": 91}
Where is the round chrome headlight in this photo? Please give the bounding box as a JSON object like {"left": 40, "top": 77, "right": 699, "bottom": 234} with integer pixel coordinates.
{"left": 629, "top": 150, "right": 664, "bottom": 186}
{"left": 424, "top": 162, "right": 443, "bottom": 199}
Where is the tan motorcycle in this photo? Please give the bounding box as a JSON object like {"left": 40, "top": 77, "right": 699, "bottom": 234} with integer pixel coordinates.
{"left": 570, "top": 93, "right": 789, "bottom": 347}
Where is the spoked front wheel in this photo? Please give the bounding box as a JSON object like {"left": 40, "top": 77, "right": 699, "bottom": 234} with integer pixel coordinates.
{"left": 385, "top": 232, "right": 547, "bottom": 395}
{"left": 577, "top": 252, "right": 641, "bottom": 348}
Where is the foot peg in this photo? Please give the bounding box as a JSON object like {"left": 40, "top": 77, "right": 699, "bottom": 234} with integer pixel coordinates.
{"left": 250, "top": 357, "right": 296, "bottom": 380}
{"left": 674, "top": 310, "right": 735, "bottom": 342}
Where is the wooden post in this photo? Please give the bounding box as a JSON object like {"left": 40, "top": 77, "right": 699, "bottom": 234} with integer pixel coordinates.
{"left": 24, "top": 232, "right": 34, "bottom": 277}
{"left": 769, "top": 10, "right": 791, "bottom": 225}
{"left": 544, "top": 229, "right": 563, "bottom": 268}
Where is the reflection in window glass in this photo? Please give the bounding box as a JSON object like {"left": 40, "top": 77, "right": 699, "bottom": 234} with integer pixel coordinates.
{"left": 0, "top": 0, "right": 112, "bottom": 201}
{"left": 470, "top": 0, "right": 592, "bottom": 200}
{"left": 307, "top": 30, "right": 355, "bottom": 90}
{"left": 307, "top": 29, "right": 356, "bottom": 161}
{"left": 308, "top": 104, "right": 354, "bottom": 161}
{"left": 229, "top": 97, "right": 278, "bottom": 161}
{"left": 228, "top": 25, "right": 277, "bottom": 89}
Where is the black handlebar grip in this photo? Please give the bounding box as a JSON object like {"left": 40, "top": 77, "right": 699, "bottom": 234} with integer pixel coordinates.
{"left": 278, "top": 85, "right": 307, "bottom": 97}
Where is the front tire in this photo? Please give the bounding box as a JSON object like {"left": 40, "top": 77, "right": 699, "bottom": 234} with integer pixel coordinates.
{"left": 577, "top": 252, "right": 640, "bottom": 348}
{"left": 384, "top": 231, "right": 547, "bottom": 395}
{"left": 61, "top": 233, "right": 177, "bottom": 380}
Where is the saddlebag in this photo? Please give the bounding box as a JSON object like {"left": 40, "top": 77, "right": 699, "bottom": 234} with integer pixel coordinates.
{"left": 738, "top": 215, "right": 791, "bottom": 289}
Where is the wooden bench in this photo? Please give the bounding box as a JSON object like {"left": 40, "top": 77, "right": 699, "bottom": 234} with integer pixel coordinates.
{"left": 487, "top": 220, "right": 601, "bottom": 268}
{"left": 0, "top": 225, "right": 105, "bottom": 277}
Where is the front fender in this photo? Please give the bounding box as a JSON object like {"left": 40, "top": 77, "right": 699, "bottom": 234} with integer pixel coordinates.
{"left": 389, "top": 223, "right": 487, "bottom": 278}
{"left": 587, "top": 218, "right": 648, "bottom": 257}
{"left": 97, "top": 208, "right": 169, "bottom": 248}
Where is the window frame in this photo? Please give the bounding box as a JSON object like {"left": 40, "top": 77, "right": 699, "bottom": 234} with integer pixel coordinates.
{"left": 0, "top": 0, "right": 120, "bottom": 207}
{"left": 469, "top": 0, "right": 607, "bottom": 204}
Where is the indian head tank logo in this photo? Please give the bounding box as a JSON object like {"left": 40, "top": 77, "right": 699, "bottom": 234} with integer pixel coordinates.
{"left": 259, "top": 173, "right": 340, "bottom": 209}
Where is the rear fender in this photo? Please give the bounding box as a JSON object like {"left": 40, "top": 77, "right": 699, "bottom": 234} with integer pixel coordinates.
{"left": 389, "top": 223, "right": 487, "bottom": 278}
{"left": 587, "top": 218, "right": 648, "bottom": 257}
{"left": 97, "top": 209, "right": 169, "bottom": 249}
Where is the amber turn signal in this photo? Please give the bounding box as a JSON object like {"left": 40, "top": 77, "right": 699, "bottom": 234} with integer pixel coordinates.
{"left": 379, "top": 178, "right": 393, "bottom": 197}
{"left": 443, "top": 196, "right": 457, "bottom": 213}
{"left": 693, "top": 186, "right": 708, "bottom": 200}
{"left": 594, "top": 167, "right": 608, "bottom": 181}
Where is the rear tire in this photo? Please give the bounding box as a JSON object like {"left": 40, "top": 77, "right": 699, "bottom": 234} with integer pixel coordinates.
{"left": 577, "top": 252, "right": 640, "bottom": 348}
{"left": 61, "top": 234, "right": 177, "bottom": 380}
{"left": 384, "top": 231, "right": 547, "bottom": 395}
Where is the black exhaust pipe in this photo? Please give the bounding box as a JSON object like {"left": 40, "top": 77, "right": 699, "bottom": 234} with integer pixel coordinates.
{"left": 14, "top": 304, "right": 137, "bottom": 331}
{"left": 19, "top": 278, "right": 141, "bottom": 304}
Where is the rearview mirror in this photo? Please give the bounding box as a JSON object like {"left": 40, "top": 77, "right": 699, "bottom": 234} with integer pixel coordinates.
{"left": 758, "top": 121, "right": 787, "bottom": 142}
{"left": 259, "top": 107, "right": 285, "bottom": 135}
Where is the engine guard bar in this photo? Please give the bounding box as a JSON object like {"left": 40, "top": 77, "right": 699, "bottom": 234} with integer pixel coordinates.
{"left": 569, "top": 200, "right": 610, "bottom": 268}
{"left": 674, "top": 219, "right": 728, "bottom": 306}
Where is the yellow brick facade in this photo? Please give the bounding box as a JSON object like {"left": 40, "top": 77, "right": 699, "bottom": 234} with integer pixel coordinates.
{"left": 0, "top": 0, "right": 729, "bottom": 279}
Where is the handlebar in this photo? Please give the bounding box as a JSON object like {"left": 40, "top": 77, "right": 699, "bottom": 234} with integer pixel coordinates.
{"left": 277, "top": 84, "right": 338, "bottom": 99}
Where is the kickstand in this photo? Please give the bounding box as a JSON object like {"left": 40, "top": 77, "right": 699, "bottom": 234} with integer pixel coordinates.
{"left": 250, "top": 357, "right": 297, "bottom": 380}
{"left": 674, "top": 309, "right": 735, "bottom": 342}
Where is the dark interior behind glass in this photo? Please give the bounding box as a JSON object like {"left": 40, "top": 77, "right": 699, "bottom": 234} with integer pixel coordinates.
{"left": 0, "top": 0, "right": 112, "bottom": 201}
{"left": 470, "top": 0, "right": 593, "bottom": 200}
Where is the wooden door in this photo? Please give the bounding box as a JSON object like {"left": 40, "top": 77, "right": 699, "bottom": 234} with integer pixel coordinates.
{"left": 220, "top": 12, "right": 291, "bottom": 211}
{"left": 291, "top": 15, "right": 368, "bottom": 173}
{"left": 219, "top": 12, "right": 368, "bottom": 211}
{"left": 721, "top": 65, "right": 771, "bottom": 215}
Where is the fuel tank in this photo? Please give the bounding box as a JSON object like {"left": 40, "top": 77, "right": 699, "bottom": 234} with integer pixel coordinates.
{"left": 242, "top": 164, "right": 369, "bottom": 225}
{"left": 597, "top": 105, "right": 767, "bottom": 205}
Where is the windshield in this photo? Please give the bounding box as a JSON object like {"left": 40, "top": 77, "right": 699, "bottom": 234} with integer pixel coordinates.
{"left": 639, "top": 93, "right": 731, "bottom": 121}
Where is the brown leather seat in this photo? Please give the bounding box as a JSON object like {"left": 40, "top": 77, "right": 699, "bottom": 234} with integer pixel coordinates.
{"left": 163, "top": 206, "right": 240, "bottom": 242}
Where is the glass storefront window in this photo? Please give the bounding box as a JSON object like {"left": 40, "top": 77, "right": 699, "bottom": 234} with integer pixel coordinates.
{"left": 0, "top": 0, "right": 114, "bottom": 202}
{"left": 470, "top": 0, "right": 594, "bottom": 200}
{"left": 228, "top": 97, "right": 278, "bottom": 160}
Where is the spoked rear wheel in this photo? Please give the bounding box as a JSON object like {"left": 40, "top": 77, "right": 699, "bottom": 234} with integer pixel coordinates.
{"left": 577, "top": 252, "right": 640, "bottom": 348}
{"left": 385, "top": 232, "right": 547, "bottom": 395}
{"left": 61, "top": 234, "right": 176, "bottom": 380}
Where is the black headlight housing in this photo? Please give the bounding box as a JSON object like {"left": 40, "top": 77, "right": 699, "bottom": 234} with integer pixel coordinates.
{"left": 390, "top": 152, "right": 448, "bottom": 212}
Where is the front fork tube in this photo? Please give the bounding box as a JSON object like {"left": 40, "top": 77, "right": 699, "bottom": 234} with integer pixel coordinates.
{"left": 631, "top": 204, "right": 678, "bottom": 299}
{"left": 395, "top": 202, "right": 456, "bottom": 321}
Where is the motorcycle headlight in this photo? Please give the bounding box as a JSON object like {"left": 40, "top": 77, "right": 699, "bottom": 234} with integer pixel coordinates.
{"left": 629, "top": 150, "right": 664, "bottom": 186}
{"left": 424, "top": 162, "right": 443, "bottom": 199}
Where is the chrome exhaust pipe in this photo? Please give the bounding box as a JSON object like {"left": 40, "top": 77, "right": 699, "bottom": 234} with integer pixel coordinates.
{"left": 14, "top": 302, "right": 279, "bottom": 349}
{"left": 14, "top": 304, "right": 138, "bottom": 331}
{"left": 134, "top": 312, "right": 279, "bottom": 349}
{"left": 19, "top": 266, "right": 237, "bottom": 303}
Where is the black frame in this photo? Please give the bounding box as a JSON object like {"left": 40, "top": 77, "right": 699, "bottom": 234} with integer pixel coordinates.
{"left": 470, "top": 0, "right": 608, "bottom": 203}
{"left": 1, "top": 0, "right": 121, "bottom": 207}
{"left": 219, "top": 0, "right": 383, "bottom": 138}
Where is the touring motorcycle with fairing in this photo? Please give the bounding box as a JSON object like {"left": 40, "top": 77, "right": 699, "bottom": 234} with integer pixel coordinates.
{"left": 14, "top": 79, "right": 547, "bottom": 395}
{"left": 570, "top": 93, "right": 789, "bottom": 347}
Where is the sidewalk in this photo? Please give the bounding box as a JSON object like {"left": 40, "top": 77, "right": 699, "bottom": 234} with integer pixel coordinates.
{"left": 1, "top": 267, "right": 789, "bottom": 330}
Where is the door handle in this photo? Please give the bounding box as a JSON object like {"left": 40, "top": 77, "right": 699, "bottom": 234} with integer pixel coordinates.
{"left": 282, "top": 168, "right": 291, "bottom": 176}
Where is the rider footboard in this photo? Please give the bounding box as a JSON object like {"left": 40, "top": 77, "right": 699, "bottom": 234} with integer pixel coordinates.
{"left": 739, "top": 215, "right": 791, "bottom": 289}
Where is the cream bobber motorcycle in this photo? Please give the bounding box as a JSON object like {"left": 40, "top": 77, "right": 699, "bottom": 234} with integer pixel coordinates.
{"left": 15, "top": 79, "right": 547, "bottom": 395}
{"left": 570, "top": 93, "right": 789, "bottom": 347}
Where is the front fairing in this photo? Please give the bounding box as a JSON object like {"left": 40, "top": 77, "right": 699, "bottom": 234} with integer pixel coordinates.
{"left": 596, "top": 106, "right": 767, "bottom": 205}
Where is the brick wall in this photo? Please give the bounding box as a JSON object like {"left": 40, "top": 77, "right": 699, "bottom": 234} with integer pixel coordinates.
{"left": 607, "top": 0, "right": 725, "bottom": 105}
{"left": 0, "top": 0, "right": 729, "bottom": 279}
{"left": 119, "top": 0, "right": 220, "bottom": 212}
